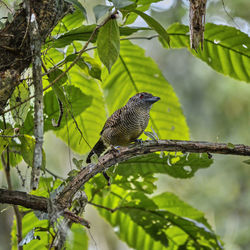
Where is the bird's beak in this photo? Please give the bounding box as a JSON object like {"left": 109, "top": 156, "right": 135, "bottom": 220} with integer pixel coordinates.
{"left": 146, "top": 96, "right": 160, "bottom": 104}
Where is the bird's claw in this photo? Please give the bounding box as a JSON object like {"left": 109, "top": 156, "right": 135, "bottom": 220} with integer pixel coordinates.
{"left": 134, "top": 138, "right": 143, "bottom": 145}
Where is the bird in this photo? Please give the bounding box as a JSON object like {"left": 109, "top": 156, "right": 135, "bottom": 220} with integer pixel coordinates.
{"left": 86, "top": 92, "right": 160, "bottom": 164}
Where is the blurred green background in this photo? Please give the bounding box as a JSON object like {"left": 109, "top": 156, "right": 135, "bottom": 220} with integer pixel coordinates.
{"left": 0, "top": 0, "right": 250, "bottom": 249}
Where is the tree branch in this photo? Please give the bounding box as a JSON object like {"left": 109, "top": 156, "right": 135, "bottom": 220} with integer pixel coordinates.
{"left": 1, "top": 140, "right": 249, "bottom": 213}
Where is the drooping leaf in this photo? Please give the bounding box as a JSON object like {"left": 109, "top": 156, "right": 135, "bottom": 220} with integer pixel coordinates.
{"left": 20, "top": 135, "right": 46, "bottom": 169}
{"left": 97, "top": 18, "right": 120, "bottom": 72}
{"left": 49, "top": 24, "right": 150, "bottom": 48}
{"left": 163, "top": 23, "right": 250, "bottom": 83}
{"left": 93, "top": 5, "right": 111, "bottom": 22}
{"left": 132, "top": 10, "right": 170, "bottom": 45}
{"left": 10, "top": 81, "right": 30, "bottom": 125}
{"left": 22, "top": 85, "right": 92, "bottom": 134}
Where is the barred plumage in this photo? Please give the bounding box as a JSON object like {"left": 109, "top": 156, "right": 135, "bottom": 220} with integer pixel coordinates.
{"left": 86, "top": 92, "right": 160, "bottom": 163}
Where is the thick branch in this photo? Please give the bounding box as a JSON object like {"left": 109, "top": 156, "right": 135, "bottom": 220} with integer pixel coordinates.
{"left": 29, "top": 8, "right": 44, "bottom": 190}
{"left": 1, "top": 140, "right": 249, "bottom": 212}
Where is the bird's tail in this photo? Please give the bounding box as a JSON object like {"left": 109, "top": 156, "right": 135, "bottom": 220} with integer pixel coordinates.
{"left": 86, "top": 138, "right": 106, "bottom": 163}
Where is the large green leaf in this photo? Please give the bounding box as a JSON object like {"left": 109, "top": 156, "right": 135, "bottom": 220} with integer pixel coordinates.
{"left": 97, "top": 18, "right": 120, "bottom": 72}
{"left": 164, "top": 23, "right": 250, "bottom": 83}
{"left": 54, "top": 41, "right": 189, "bottom": 154}
{"left": 91, "top": 187, "right": 222, "bottom": 249}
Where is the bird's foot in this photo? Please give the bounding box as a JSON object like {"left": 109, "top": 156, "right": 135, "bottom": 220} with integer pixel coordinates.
{"left": 134, "top": 138, "right": 143, "bottom": 146}
{"left": 108, "top": 145, "right": 120, "bottom": 157}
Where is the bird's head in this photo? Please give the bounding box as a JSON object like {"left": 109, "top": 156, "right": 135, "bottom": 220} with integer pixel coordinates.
{"left": 127, "top": 92, "right": 160, "bottom": 109}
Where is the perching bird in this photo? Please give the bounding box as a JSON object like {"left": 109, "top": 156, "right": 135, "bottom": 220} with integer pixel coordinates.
{"left": 86, "top": 92, "right": 160, "bottom": 163}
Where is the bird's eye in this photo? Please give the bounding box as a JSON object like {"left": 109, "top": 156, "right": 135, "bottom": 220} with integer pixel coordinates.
{"left": 139, "top": 94, "right": 144, "bottom": 99}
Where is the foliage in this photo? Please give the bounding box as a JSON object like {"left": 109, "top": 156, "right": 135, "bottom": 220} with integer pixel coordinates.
{"left": 0, "top": 0, "right": 249, "bottom": 249}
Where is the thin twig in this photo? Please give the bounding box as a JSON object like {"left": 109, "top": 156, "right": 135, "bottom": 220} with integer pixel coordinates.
{"left": 1, "top": 116, "right": 23, "bottom": 250}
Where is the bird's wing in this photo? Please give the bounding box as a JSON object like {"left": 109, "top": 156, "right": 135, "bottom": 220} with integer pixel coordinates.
{"left": 100, "top": 107, "right": 123, "bottom": 135}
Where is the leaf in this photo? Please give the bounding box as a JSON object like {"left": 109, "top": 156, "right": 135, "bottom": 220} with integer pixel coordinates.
{"left": 18, "top": 229, "right": 41, "bottom": 246}
{"left": 132, "top": 10, "right": 169, "bottom": 45}
{"left": 92, "top": 187, "right": 222, "bottom": 249}
{"left": 48, "top": 69, "right": 68, "bottom": 86}
{"left": 49, "top": 24, "right": 150, "bottom": 48}
{"left": 65, "top": 224, "right": 88, "bottom": 250}
{"left": 111, "top": 0, "right": 134, "bottom": 9}
{"left": 10, "top": 81, "right": 30, "bottom": 125}
{"left": 20, "top": 135, "right": 46, "bottom": 170}
{"left": 64, "top": 0, "right": 87, "bottom": 19}
{"left": 163, "top": 23, "right": 250, "bottom": 83}
{"left": 51, "top": 8, "right": 85, "bottom": 35}
{"left": 113, "top": 153, "right": 213, "bottom": 180}
{"left": 93, "top": 5, "right": 111, "bottom": 22}
{"left": 12, "top": 211, "right": 48, "bottom": 249}
{"left": 54, "top": 41, "right": 189, "bottom": 154}
{"left": 0, "top": 128, "right": 12, "bottom": 155}
{"left": 243, "top": 159, "right": 250, "bottom": 165}
{"left": 97, "top": 18, "right": 120, "bottom": 72}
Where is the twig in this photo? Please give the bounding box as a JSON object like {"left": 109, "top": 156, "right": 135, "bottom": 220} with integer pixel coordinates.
{"left": 1, "top": 116, "right": 23, "bottom": 250}
{"left": 45, "top": 168, "right": 66, "bottom": 180}
{"left": 29, "top": 8, "right": 44, "bottom": 190}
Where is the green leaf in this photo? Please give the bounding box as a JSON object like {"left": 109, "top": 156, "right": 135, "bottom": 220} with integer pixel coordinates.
{"left": 132, "top": 10, "right": 169, "bottom": 45}
{"left": 20, "top": 135, "right": 46, "bottom": 169}
{"left": 65, "top": 224, "right": 88, "bottom": 249}
{"left": 65, "top": 0, "right": 87, "bottom": 19}
{"left": 93, "top": 5, "right": 111, "bottom": 22}
{"left": 111, "top": 0, "right": 134, "bottom": 9}
{"left": 45, "top": 85, "right": 92, "bottom": 132}
{"left": 10, "top": 81, "right": 30, "bottom": 125}
{"left": 113, "top": 153, "right": 213, "bottom": 180}
{"left": 0, "top": 129, "right": 12, "bottom": 155}
{"left": 49, "top": 24, "right": 150, "bottom": 48}
{"left": 243, "top": 159, "right": 250, "bottom": 165}
{"left": 51, "top": 8, "right": 85, "bottom": 35}
{"left": 48, "top": 69, "right": 68, "bottom": 86}
{"left": 54, "top": 41, "right": 188, "bottom": 154}
{"left": 92, "top": 187, "right": 222, "bottom": 249}
{"left": 97, "top": 18, "right": 120, "bottom": 72}
{"left": 164, "top": 23, "right": 250, "bottom": 83}
{"left": 12, "top": 211, "right": 48, "bottom": 249}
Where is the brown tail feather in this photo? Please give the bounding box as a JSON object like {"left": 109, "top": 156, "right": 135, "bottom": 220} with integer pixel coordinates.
{"left": 86, "top": 138, "right": 106, "bottom": 163}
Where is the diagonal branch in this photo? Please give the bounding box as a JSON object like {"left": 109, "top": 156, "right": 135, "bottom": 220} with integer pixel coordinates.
{"left": 56, "top": 139, "right": 250, "bottom": 208}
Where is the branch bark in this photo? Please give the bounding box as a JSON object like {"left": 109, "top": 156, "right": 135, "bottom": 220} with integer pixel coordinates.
{"left": 0, "top": 0, "right": 70, "bottom": 112}
{"left": 1, "top": 140, "right": 249, "bottom": 213}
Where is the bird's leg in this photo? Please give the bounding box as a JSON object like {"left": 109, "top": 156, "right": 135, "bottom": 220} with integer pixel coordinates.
{"left": 102, "top": 171, "right": 111, "bottom": 186}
